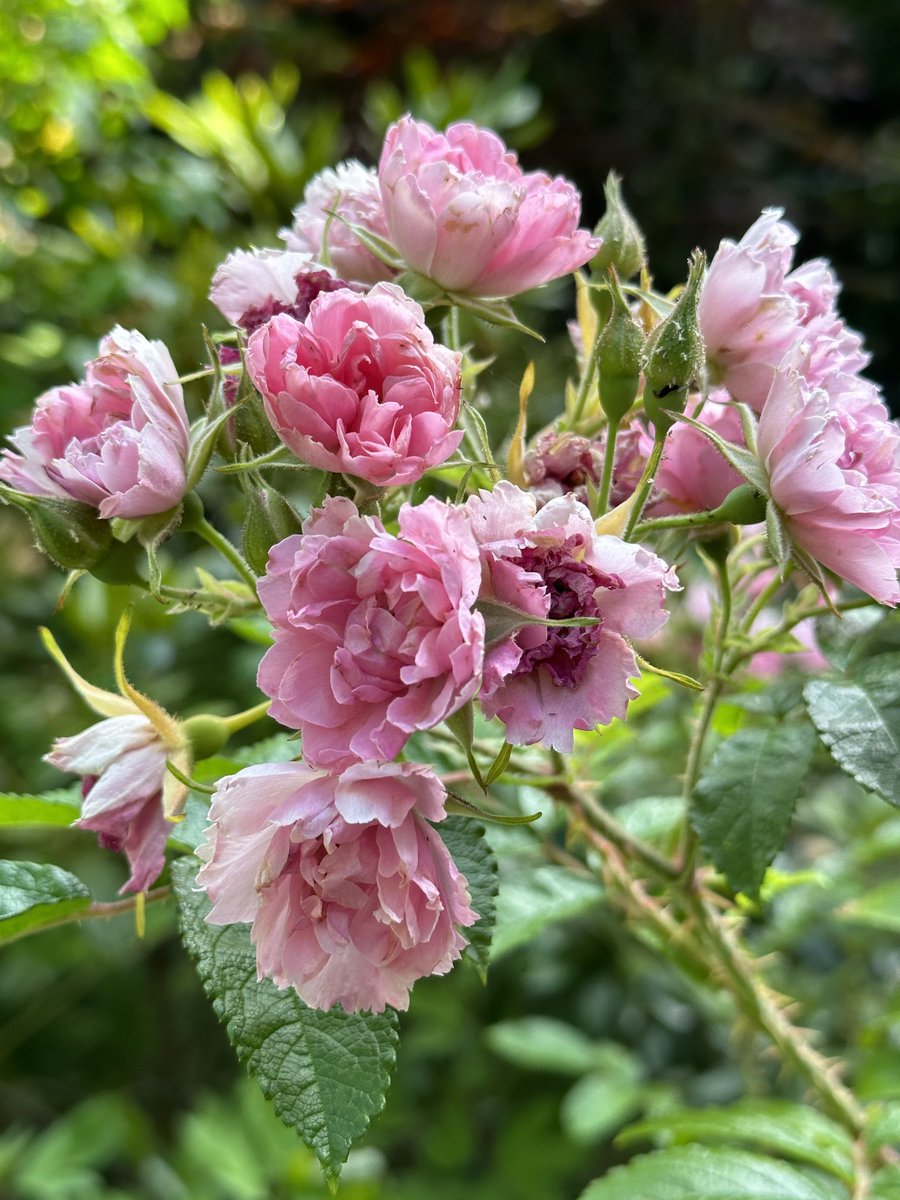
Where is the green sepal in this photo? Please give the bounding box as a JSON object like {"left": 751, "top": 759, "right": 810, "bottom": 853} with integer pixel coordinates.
{"left": 0, "top": 484, "right": 112, "bottom": 571}
{"left": 445, "top": 790, "right": 542, "bottom": 826}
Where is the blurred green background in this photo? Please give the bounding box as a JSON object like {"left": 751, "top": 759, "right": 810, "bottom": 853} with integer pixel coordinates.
{"left": 3, "top": 1, "right": 900, "bottom": 1196}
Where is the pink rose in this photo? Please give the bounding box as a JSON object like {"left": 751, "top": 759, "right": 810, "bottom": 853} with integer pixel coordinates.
{"left": 257, "top": 495, "right": 485, "bottom": 768}
{"left": 698, "top": 209, "right": 802, "bottom": 410}
{"left": 210, "top": 246, "right": 348, "bottom": 332}
{"left": 785, "top": 258, "right": 870, "bottom": 387}
{"left": 197, "top": 759, "right": 477, "bottom": 1013}
{"left": 649, "top": 392, "right": 745, "bottom": 516}
{"left": 246, "top": 283, "right": 463, "bottom": 487}
{"left": 282, "top": 160, "right": 395, "bottom": 286}
{"left": 46, "top": 714, "right": 170, "bottom": 894}
{"left": 758, "top": 350, "right": 900, "bottom": 605}
{"left": 464, "top": 482, "right": 678, "bottom": 751}
{"left": 378, "top": 116, "right": 598, "bottom": 298}
{"left": 0, "top": 327, "right": 189, "bottom": 519}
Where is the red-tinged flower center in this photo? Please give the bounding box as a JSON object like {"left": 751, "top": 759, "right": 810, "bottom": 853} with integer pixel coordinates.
{"left": 239, "top": 270, "right": 348, "bottom": 333}
{"left": 511, "top": 537, "right": 623, "bottom": 688}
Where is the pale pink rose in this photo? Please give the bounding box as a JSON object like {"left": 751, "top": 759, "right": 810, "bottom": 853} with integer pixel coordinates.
{"left": 282, "top": 160, "right": 395, "bottom": 286}
{"left": 210, "top": 246, "right": 349, "bottom": 332}
{"left": 378, "top": 116, "right": 598, "bottom": 298}
{"left": 758, "top": 349, "right": 900, "bottom": 605}
{"left": 785, "top": 258, "right": 869, "bottom": 385}
{"left": 522, "top": 430, "right": 604, "bottom": 507}
{"left": 257, "top": 495, "right": 485, "bottom": 768}
{"left": 46, "top": 714, "right": 170, "bottom": 894}
{"left": 197, "top": 759, "right": 476, "bottom": 1012}
{"left": 649, "top": 392, "right": 745, "bottom": 516}
{"left": 0, "top": 328, "right": 189, "bottom": 518}
{"left": 246, "top": 283, "right": 462, "bottom": 487}
{"left": 464, "top": 482, "right": 678, "bottom": 751}
{"left": 698, "top": 209, "right": 802, "bottom": 410}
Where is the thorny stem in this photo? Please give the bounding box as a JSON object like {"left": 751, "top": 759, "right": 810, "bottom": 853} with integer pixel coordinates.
{"left": 5, "top": 886, "right": 171, "bottom": 945}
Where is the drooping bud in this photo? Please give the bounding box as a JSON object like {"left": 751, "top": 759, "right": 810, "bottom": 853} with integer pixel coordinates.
{"left": 241, "top": 473, "right": 303, "bottom": 576}
{"left": 597, "top": 269, "right": 645, "bottom": 425}
{"left": 0, "top": 486, "right": 111, "bottom": 570}
{"left": 590, "top": 172, "right": 646, "bottom": 282}
{"left": 642, "top": 251, "right": 707, "bottom": 433}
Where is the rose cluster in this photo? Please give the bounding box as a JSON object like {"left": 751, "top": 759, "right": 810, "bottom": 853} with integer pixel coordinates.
{"left": 7, "top": 112, "right": 899, "bottom": 1018}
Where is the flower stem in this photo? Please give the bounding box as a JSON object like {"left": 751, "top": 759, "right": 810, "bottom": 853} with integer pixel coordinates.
{"left": 569, "top": 322, "right": 603, "bottom": 428}
{"left": 5, "top": 886, "right": 171, "bottom": 945}
{"left": 632, "top": 509, "right": 725, "bottom": 537}
{"left": 222, "top": 699, "right": 271, "bottom": 735}
{"left": 194, "top": 517, "right": 258, "bottom": 589}
{"left": 622, "top": 431, "right": 666, "bottom": 540}
{"left": 596, "top": 419, "right": 619, "bottom": 513}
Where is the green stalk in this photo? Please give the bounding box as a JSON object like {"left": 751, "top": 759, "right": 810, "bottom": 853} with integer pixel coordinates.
{"left": 194, "top": 516, "right": 258, "bottom": 590}
{"left": 622, "top": 431, "right": 666, "bottom": 540}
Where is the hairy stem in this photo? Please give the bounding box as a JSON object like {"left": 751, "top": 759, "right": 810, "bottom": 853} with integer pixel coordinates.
{"left": 194, "top": 517, "right": 258, "bottom": 590}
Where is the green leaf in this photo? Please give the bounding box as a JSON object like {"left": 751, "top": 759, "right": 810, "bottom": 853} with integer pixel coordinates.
{"left": 438, "top": 816, "right": 498, "bottom": 982}
{"left": 692, "top": 725, "right": 816, "bottom": 895}
{"left": 872, "top": 1164, "right": 900, "bottom": 1199}
{"left": 578, "top": 1145, "right": 845, "bottom": 1199}
{"left": 0, "top": 790, "right": 80, "bottom": 827}
{"left": 618, "top": 1100, "right": 854, "bottom": 1185}
{"left": 486, "top": 1017, "right": 634, "bottom": 1077}
{"left": 171, "top": 858, "right": 399, "bottom": 1185}
{"left": 561, "top": 1070, "right": 644, "bottom": 1144}
{"left": 805, "top": 653, "right": 900, "bottom": 805}
{"left": 491, "top": 863, "right": 603, "bottom": 958}
{"left": 837, "top": 880, "right": 900, "bottom": 934}
{"left": 0, "top": 860, "right": 91, "bottom": 943}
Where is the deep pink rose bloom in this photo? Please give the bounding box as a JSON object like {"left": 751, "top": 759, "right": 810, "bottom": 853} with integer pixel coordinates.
{"left": 197, "top": 759, "right": 477, "bottom": 1012}
{"left": 758, "top": 350, "right": 900, "bottom": 605}
{"left": 257, "top": 495, "right": 485, "bottom": 767}
{"left": 210, "top": 247, "right": 348, "bottom": 332}
{"left": 378, "top": 116, "right": 598, "bottom": 298}
{"left": 464, "top": 482, "right": 678, "bottom": 751}
{"left": 282, "top": 160, "right": 396, "bottom": 286}
{"left": 246, "top": 283, "right": 463, "bottom": 487}
{"left": 0, "top": 328, "right": 189, "bottom": 518}
{"left": 46, "top": 714, "right": 170, "bottom": 894}
{"left": 650, "top": 392, "right": 745, "bottom": 516}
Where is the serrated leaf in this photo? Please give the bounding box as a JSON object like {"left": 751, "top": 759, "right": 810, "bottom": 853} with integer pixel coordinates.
{"left": 814, "top": 608, "right": 887, "bottom": 672}
{"left": 171, "top": 858, "right": 398, "bottom": 1184}
{"left": 438, "top": 816, "right": 497, "bottom": 982}
{"left": 0, "top": 860, "right": 91, "bottom": 943}
{"left": 578, "top": 1145, "right": 845, "bottom": 1199}
{"left": 618, "top": 1099, "right": 854, "bottom": 1185}
{"left": 0, "top": 790, "right": 80, "bottom": 827}
{"left": 837, "top": 880, "right": 900, "bottom": 934}
{"left": 692, "top": 725, "right": 816, "bottom": 895}
{"left": 805, "top": 654, "right": 900, "bottom": 805}
{"left": 491, "top": 863, "right": 603, "bottom": 959}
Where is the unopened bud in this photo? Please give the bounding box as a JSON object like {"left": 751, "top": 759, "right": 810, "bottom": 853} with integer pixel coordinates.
{"left": 710, "top": 484, "right": 767, "bottom": 526}
{"left": 642, "top": 251, "right": 707, "bottom": 433}
{"left": 0, "top": 487, "right": 111, "bottom": 570}
{"left": 590, "top": 173, "right": 646, "bottom": 282}
{"left": 181, "top": 713, "right": 231, "bottom": 761}
{"left": 597, "top": 269, "right": 644, "bottom": 425}
{"left": 242, "top": 475, "right": 303, "bottom": 575}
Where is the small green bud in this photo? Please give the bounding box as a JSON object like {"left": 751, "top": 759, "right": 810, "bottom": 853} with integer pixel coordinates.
{"left": 590, "top": 172, "right": 646, "bottom": 281}
{"left": 232, "top": 367, "right": 280, "bottom": 459}
{"left": 0, "top": 486, "right": 111, "bottom": 570}
{"left": 597, "top": 269, "right": 645, "bottom": 424}
{"left": 642, "top": 250, "right": 707, "bottom": 433}
{"left": 181, "top": 713, "right": 231, "bottom": 761}
{"left": 242, "top": 475, "right": 303, "bottom": 576}
{"left": 710, "top": 484, "right": 768, "bottom": 526}
{"left": 88, "top": 538, "right": 149, "bottom": 586}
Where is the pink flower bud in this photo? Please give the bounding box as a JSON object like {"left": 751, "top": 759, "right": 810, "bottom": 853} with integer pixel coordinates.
{"left": 378, "top": 116, "right": 598, "bottom": 298}
{"left": 246, "top": 283, "right": 463, "bottom": 487}
{"left": 0, "top": 328, "right": 189, "bottom": 519}
{"left": 197, "top": 759, "right": 476, "bottom": 1013}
